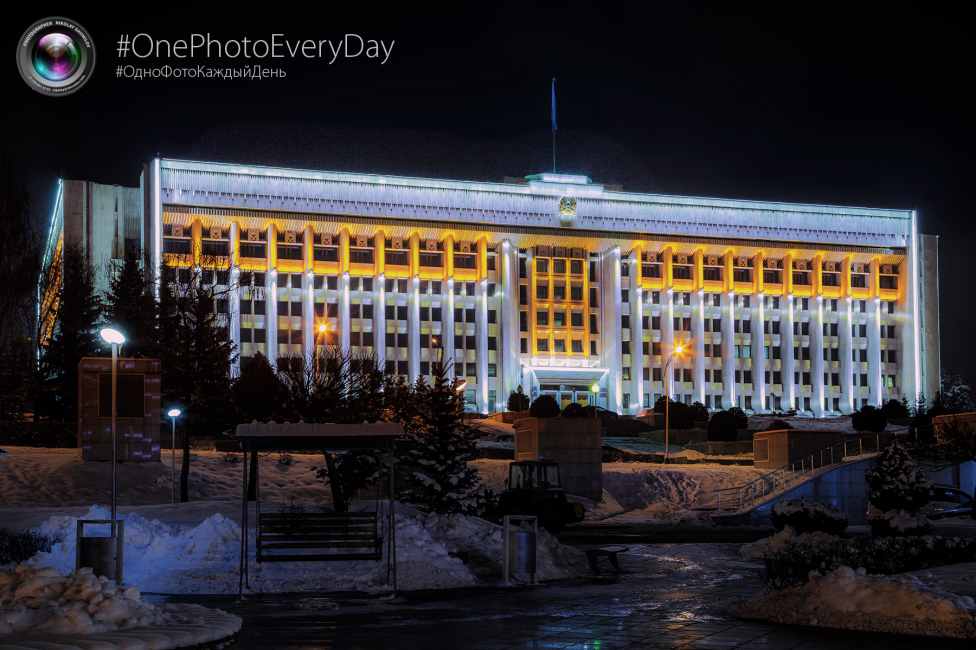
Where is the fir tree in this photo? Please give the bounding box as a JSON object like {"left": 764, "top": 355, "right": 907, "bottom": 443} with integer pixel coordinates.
{"left": 103, "top": 249, "right": 156, "bottom": 357}
{"left": 157, "top": 269, "right": 236, "bottom": 502}
{"left": 400, "top": 360, "right": 487, "bottom": 514}
{"left": 37, "top": 244, "right": 102, "bottom": 421}
{"left": 864, "top": 442, "right": 933, "bottom": 514}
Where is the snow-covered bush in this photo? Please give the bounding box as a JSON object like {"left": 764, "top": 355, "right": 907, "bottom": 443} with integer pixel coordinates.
{"left": 220, "top": 452, "right": 239, "bottom": 464}
{"left": 869, "top": 509, "right": 934, "bottom": 538}
{"left": 753, "top": 529, "right": 976, "bottom": 589}
{"left": 770, "top": 499, "right": 848, "bottom": 535}
{"left": 864, "top": 441, "right": 933, "bottom": 514}
{"left": 278, "top": 453, "right": 293, "bottom": 466}
{"left": 763, "top": 419, "right": 794, "bottom": 431}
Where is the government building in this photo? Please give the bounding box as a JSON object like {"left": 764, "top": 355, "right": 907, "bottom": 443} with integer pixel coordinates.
{"left": 46, "top": 158, "right": 941, "bottom": 416}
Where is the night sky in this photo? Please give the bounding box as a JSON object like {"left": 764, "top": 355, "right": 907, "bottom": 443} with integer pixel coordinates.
{"left": 3, "top": 4, "right": 973, "bottom": 390}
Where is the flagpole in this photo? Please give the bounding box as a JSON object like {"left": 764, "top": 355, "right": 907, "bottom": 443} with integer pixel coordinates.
{"left": 551, "top": 77, "right": 556, "bottom": 173}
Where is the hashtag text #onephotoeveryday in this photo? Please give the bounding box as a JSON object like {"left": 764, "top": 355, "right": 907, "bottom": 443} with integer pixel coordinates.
{"left": 116, "top": 33, "right": 394, "bottom": 65}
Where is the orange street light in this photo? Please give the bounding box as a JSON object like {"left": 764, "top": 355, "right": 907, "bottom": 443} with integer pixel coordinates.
{"left": 664, "top": 343, "right": 689, "bottom": 464}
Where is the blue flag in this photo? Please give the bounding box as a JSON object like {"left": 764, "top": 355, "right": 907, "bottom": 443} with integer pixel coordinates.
{"left": 551, "top": 79, "right": 557, "bottom": 132}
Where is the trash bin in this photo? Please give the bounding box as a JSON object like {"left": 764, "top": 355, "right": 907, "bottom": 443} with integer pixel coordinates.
{"left": 508, "top": 530, "right": 537, "bottom": 573}
{"left": 502, "top": 515, "right": 538, "bottom": 585}
{"left": 76, "top": 520, "right": 123, "bottom": 583}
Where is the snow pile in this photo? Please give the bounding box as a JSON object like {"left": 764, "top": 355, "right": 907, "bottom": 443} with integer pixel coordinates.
{"left": 730, "top": 565, "right": 976, "bottom": 638}
{"left": 574, "top": 463, "right": 766, "bottom": 526}
{"left": 771, "top": 499, "right": 846, "bottom": 520}
{"left": 0, "top": 564, "right": 241, "bottom": 639}
{"left": 18, "top": 505, "right": 585, "bottom": 594}
{"left": 871, "top": 509, "right": 934, "bottom": 536}
{"left": 739, "top": 525, "right": 841, "bottom": 559}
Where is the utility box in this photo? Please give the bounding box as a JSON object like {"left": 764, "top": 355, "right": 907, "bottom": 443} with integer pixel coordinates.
{"left": 752, "top": 429, "right": 843, "bottom": 470}
{"left": 514, "top": 417, "right": 602, "bottom": 500}
{"left": 78, "top": 357, "right": 161, "bottom": 461}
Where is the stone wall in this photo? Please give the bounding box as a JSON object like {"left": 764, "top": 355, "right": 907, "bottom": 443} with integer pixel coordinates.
{"left": 78, "top": 357, "right": 161, "bottom": 462}
{"left": 516, "top": 417, "right": 602, "bottom": 500}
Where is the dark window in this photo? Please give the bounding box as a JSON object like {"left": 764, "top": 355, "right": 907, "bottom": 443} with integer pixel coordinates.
{"left": 350, "top": 304, "right": 361, "bottom": 319}
{"left": 466, "top": 335, "right": 476, "bottom": 350}
{"left": 621, "top": 315, "right": 630, "bottom": 329}
{"left": 363, "top": 332, "right": 374, "bottom": 347}
{"left": 240, "top": 243, "right": 266, "bottom": 259}
{"left": 519, "top": 285, "right": 528, "bottom": 305}
{"left": 521, "top": 338, "right": 528, "bottom": 353}
{"left": 590, "top": 340, "right": 597, "bottom": 356}
{"left": 572, "top": 312, "right": 583, "bottom": 327}
{"left": 589, "top": 287, "right": 598, "bottom": 307}
{"left": 488, "top": 310, "right": 497, "bottom": 324}
{"left": 327, "top": 303, "right": 339, "bottom": 318}
{"left": 520, "top": 312, "right": 528, "bottom": 331}
{"left": 590, "top": 314, "right": 598, "bottom": 334}
{"left": 327, "top": 275, "right": 338, "bottom": 291}
{"left": 455, "top": 307, "right": 464, "bottom": 322}
{"left": 254, "top": 328, "right": 266, "bottom": 343}
{"left": 537, "top": 285, "right": 548, "bottom": 299}
{"left": 277, "top": 244, "right": 302, "bottom": 260}
{"left": 397, "top": 333, "right": 408, "bottom": 348}
{"left": 385, "top": 250, "right": 408, "bottom": 266}
{"left": 622, "top": 341, "right": 631, "bottom": 355}
{"left": 241, "top": 299, "right": 252, "bottom": 315}
{"left": 455, "top": 254, "right": 477, "bottom": 269}
{"left": 432, "top": 307, "right": 442, "bottom": 321}
{"left": 488, "top": 337, "right": 497, "bottom": 350}
{"left": 466, "top": 308, "right": 476, "bottom": 323}
{"left": 385, "top": 333, "right": 395, "bottom": 347}
{"left": 420, "top": 307, "right": 430, "bottom": 321}
{"left": 254, "top": 300, "right": 266, "bottom": 315}
{"left": 385, "top": 305, "right": 395, "bottom": 320}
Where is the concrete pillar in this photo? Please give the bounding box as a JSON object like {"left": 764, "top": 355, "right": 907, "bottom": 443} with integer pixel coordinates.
{"left": 601, "top": 248, "right": 622, "bottom": 412}
{"left": 500, "top": 240, "right": 517, "bottom": 401}
{"left": 868, "top": 294, "right": 883, "bottom": 406}
{"left": 783, "top": 293, "right": 796, "bottom": 412}
{"left": 841, "top": 295, "right": 855, "bottom": 413}
{"left": 629, "top": 260, "right": 643, "bottom": 415}
{"left": 267, "top": 223, "right": 278, "bottom": 368}
{"left": 721, "top": 288, "right": 735, "bottom": 409}
{"left": 339, "top": 229, "right": 350, "bottom": 351}
{"left": 476, "top": 238, "right": 489, "bottom": 413}
{"left": 443, "top": 235, "right": 456, "bottom": 371}
{"left": 410, "top": 274, "right": 421, "bottom": 384}
{"left": 229, "top": 221, "right": 241, "bottom": 376}
{"left": 754, "top": 291, "right": 766, "bottom": 412}
{"left": 693, "top": 250, "right": 706, "bottom": 405}
{"left": 303, "top": 224, "right": 314, "bottom": 364}
{"left": 662, "top": 246, "right": 675, "bottom": 398}
{"left": 812, "top": 292, "right": 826, "bottom": 417}
{"left": 374, "top": 231, "right": 386, "bottom": 372}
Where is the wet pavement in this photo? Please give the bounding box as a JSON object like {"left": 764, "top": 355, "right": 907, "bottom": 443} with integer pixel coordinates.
{"left": 151, "top": 542, "right": 975, "bottom": 649}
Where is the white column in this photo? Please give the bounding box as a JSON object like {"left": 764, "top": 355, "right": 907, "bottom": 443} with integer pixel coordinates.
{"left": 694, "top": 289, "right": 705, "bottom": 405}
{"left": 663, "top": 289, "right": 675, "bottom": 396}
{"left": 229, "top": 221, "right": 241, "bottom": 377}
{"left": 721, "top": 291, "right": 735, "bottom": 408}
{"left": 375, "top": 273, "right": 386, "bottom": 370}
{"left": 753, "top": 293, "right": 766, "bottom": 412}
{"left": 500, "top": 240, "right": 517, "bottom": 400}
{"left": 409, "top": 275, "right": 421, "bottom": 383}
{"left": 783, "top": 294, "right": 796, "bottom": 411}
{"left": 841, "top": 296, "right": 855, "bottom": 413}
{"left": 445, "top": 278, "right": 456, "bottom": 372}
{"left": 267, "top": 224, "right": 278, "bottom": 369}
{"left": 477, "top": 277, "right": 489, "bottom": 414}
{"left": 868, "top": 297, "right": 883, "bottom": 406}
{"left": 303, "top": 225, "right": 314, "bottom": 364}
{"left": 340, "top": 272, "right": 350, "bottom": 351}
{"left": 601, "top": 248, "right": 622, "bottom": 412}
{"left": 811, "top": 295, "right": 825, "bottom": 416}
{"left": 629, "top": 267, "right": 643, "bottom": 415}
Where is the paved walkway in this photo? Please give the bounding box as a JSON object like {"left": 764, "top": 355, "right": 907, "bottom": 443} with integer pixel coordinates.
{"left": 152, "top": 542, "right": 975, "bottom": 649}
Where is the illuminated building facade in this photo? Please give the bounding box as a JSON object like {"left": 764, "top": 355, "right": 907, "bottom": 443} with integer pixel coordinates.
{"left": 51, "top": 158, "right": 940, "bottom": 416}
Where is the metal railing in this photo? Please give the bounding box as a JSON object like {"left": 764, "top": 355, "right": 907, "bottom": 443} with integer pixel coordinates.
{"left": 714, "top": 434, "right": 884, "bottom": 513}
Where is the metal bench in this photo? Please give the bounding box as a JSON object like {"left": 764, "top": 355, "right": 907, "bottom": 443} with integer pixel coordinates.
{"left": 257, "top": 511, "right": 382, "bottom": 562}
{"left": 584, "top": 545, "right": 629, "bottom": 575}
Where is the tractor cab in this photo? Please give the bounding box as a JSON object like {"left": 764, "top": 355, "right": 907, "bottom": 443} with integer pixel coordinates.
{"left": 498, "top": 459, "right": 585, "bottom": 533}
{"left": 509, "top": 459, "right": 561, "bottom": 491}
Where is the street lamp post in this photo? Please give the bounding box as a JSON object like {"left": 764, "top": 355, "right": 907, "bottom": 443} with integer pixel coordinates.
{"left": 590, "top": 383, "right": 600, "bottom": 419}
{"left": 316, "top": 323, "right": 328, "bottom": 375}
{"left": 664, "top": 344, "right": 685, "bottom": 464}
{"left": 167, "top": 409, "right": 181, "bottom": 504}
{"left": 100, "top": 328, "right": 126, "bottom": 530}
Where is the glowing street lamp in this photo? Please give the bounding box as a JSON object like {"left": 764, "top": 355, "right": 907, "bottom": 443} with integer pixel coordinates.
{"left": 664, "top": 344, "right": 686, "bottom": 463}
{"left": 99, "top": 327, "right": 125, "bottom": 528}
{"left": 167, "top": 408, "right": 181, "bottom": 504}
{"left": 591, "top": 383, "right": 600, "bottom": 419}
{"left": 316, "top": 322, "right": 329, "bottom": 375}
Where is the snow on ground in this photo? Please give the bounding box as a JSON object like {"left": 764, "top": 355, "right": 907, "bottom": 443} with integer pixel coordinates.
{"left": 0, "top": 564, "right": 242, "bottom": 643}
{"left": 0, "top": 447, "right": 328, "bottom": 508}
{"left": 748, "top": 414, "right": 910, "bottom": 435}
{"left": 903, "top": 563, "right": 976, "bottom": 598}
{"left": 11, "top": 503, "right": 586, "bottom": 595}
{"left": 730, "top": 565, "right": 976, "bottom": 638}
{"left": 475, "top": 460, "right": 767, "bottom": 528}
